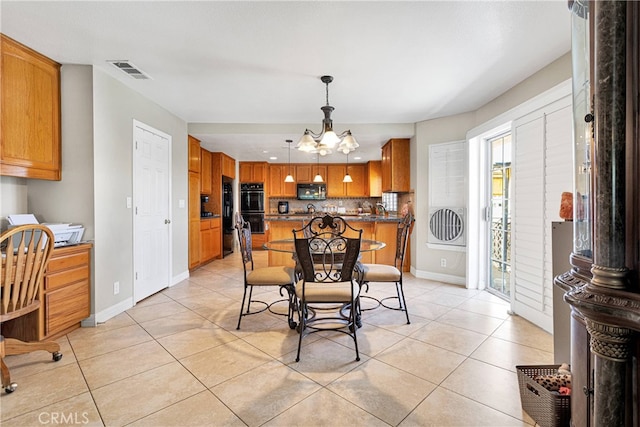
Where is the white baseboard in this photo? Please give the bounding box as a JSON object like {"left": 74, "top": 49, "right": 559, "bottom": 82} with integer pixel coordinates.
{"left": 411, "top": 267, "right": 467, "bottom": 287}
{"left": 171, "top": 270, "right": 189, "bottom": 286}
{"left": 94, "top": 297, "right": 134, "bottom": 324}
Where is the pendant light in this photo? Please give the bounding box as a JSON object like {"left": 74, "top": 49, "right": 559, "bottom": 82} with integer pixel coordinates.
{"left": 284, "top": 139, "right": 295, "bottom": 183}
{"left": 343, "top": 151, "right": 353, "bottom": 183}
{"left": 313, "top": 154, "right": 324, "bottom": 182}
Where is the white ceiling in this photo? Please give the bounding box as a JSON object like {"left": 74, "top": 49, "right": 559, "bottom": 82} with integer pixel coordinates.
{"left": 1, "top": 1, "right": 571, "bottom": 163}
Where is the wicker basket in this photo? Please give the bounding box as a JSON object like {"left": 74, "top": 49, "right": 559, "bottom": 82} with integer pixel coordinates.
{"left": 516, "top": 365, "right": 571, "bottom": 427}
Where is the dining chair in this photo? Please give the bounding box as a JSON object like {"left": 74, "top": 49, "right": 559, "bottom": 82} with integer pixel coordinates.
{"left": 234, "top": 213, "right": 296, "bottom": 330}
{"left": 359, "top": 212, "right": 414, "bottom": 324}
{"left": 1, "top": 224, "right": 60, "bottom": 394}
{"left": 293, "top": 215, "right": 363, "bottom": 362}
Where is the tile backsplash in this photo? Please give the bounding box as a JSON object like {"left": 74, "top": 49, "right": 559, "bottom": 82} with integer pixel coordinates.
{"left": 268, "top": 198, "right": 382, "bottom": 215}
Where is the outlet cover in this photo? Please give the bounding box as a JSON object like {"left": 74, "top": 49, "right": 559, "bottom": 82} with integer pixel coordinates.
{"left": 114, "top": 281, "right": 120, "bottom": 295}
{"left": 440, "top": 258, "right": 447, "bottom": 267}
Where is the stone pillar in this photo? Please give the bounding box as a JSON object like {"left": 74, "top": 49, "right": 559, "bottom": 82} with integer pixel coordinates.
{"left": 589, "top": 2, "right": 631, "bottom": 426}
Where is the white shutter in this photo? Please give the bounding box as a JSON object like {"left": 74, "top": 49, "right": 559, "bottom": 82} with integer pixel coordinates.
{"left": 511, "top": 96, "right": 572, "bottom": 332}
{"left": 429, "top": 141, "right": 466, "bottom": 208}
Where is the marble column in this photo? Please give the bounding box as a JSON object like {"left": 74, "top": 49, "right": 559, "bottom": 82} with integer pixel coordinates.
{"left": 590, "top": 2, "right": 631, "bottom": 426}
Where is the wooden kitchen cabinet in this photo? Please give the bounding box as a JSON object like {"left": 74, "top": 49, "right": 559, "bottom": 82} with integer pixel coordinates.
{"left": 381, "top": 138, "right": 410, "bottom": 192}
{"left": 346, "top": 164, "right": 366, "bottom": 197}
{"left": 266, "top": 220, "right": 304, "bottom": 268}
{"left": 1, "top": 34, "right": 61, "bottom": 180}
{"left": 269, "top": 164, "right": 296, "bottom": 198}
{"left": 296, "top": 165, "right": 312, "bottom": 182}
{"left": 188, "top": 135, "right": 201, "bottom": 172}
{"left": 188, "top": 171, "right": 201, "bottom": 269}
{"left": 221, "top": 153, "right": 236, "bottom": 179}
{"left": 200, "top": 148, "right": 212, "bottom": 194}
{"left": 200, "top": 217, "right": 221, "bottom": 263}
{"left": 327, "top": 164, "right": 347, "bottom": 197}
{"left": 367, "top": 161, "right": 382, "bottom": 197}
{"left": 239, "top": 161, "right": 268, "bottom": 183}
{"left": 374, "top": 221, "right": 410, "bottom": 272}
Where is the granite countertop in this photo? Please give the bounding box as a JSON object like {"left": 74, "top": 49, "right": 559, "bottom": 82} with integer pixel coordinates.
{"left": 201, "top": 214, "right": 221, "bottom": 219}
{"left": 264, "top": 213, "right": 403, "bottom": 222}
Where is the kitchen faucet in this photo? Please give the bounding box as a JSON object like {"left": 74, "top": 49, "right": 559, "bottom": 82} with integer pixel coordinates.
{"left": 376, "top": 202, "right": 386, "bottom": 215}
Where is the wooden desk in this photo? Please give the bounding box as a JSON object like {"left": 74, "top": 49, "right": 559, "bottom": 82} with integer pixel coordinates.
{"left": 1, "top": 243, "right": 92, "bottom": 341}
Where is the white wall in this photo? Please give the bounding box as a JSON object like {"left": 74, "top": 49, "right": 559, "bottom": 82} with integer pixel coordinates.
{"left": 92, "top": 68, "right": 188, "bottom": 320}
{"left": 411, "top": 52, "right": 572, "bottom": 285}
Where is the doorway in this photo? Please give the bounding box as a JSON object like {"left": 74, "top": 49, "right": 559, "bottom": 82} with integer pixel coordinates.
{"left": 488, "top": 133, "right": 512, "bottom": 298}
{"left": 133, "top": 120, "right": 171, "bottom": 303}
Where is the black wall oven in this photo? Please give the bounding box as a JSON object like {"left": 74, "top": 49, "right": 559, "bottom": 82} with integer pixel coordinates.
{"left": 240, "top": 183, "right": 265, "bottom": 213}
{"left": 240, "top": 183, "right": 265, "bottom": 234}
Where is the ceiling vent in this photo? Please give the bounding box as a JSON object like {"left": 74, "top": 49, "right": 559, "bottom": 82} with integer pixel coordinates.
{"left": 107, "top": 60, "right": 151, "bottom": 80}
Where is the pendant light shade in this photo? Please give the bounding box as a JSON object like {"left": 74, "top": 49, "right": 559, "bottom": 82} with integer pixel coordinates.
{"left": 343, "top": 152, "right": 353, "bottom": 183}
{"left": 284, "top": 139, "right": 295, "bottom": 182}
{"left": 313, "top": 154, "right": 324, "bottom": 182}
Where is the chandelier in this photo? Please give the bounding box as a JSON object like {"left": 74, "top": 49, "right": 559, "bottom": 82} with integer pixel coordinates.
{"left": 297, "top": 75, "right": 359, "bottom": 156}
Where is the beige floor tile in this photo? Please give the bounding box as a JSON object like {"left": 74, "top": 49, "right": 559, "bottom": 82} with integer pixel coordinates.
{"left": 456, "top": 298, "right": 512, "bottom": 319}
{"left": 376, "top": 338, "right": 466, "bottom": 384}
{"left": 492, "top": 315, "right": 553, "bottom": 353}
{"left": 414, "top": 289, "right": 469, "bottom": 307}
{"left": 129, "top": 390, "right": 245, "bottom": 426}
{"left": 471, "top": 336, "right": 554, "bottom": 372}
{"left": 284, "top": 338, "right": 367, "bottom": 385}
{"left": 1, "top": 391, "right": 103, "bottom": 427}
{"left": 362, "top": 308, "right": 432, "bottom": 336}
{"left": 400, "top": 387, "right": 530, "bottom": 426}
{"left": 472, "top": 290, "right": 511, "bottom": 305}
{"left": 68, "top": 323, "right": 153, "bottom": 360}
{"left": 441, "top": 358, "right": 529, "bottom": 421}
{"left": 157, "top": 324, "right": 238, "bottom": 359}
{"left": 134, "top": 291, "right": 174, "bottom": 307}
{"left": 126, "top": 300, "right": 190, "bottom": 323}
{"left": 0, "top": 363, "right": 88, "bottom": 421}
{"left": 79, "top": 340, "right": 174, "bottom": 389}
{"left": 435, "top": 284, "right": 483, "bottom": 298}
{"left": 402, "top": 299, "right": 451, "bottom": 320}
{"left": 243, "top": 326, "right": 306, "bottom": 359}
{"left": 264, "top": 388, "right": 389, "bottom": 427}
{"left": 211, "top": 360, "right": 321, "bottom": 427}
{"left": 180, "top": 339, "right": 273, "bottom": 388}
{"left": 138, "top": 309, "right": 210, "bottom": 339}
{"left": 410, "top": 321, "right": 489, "bottom": 356}
{"left": 327, "top": 359, "right": 436, "bottom": 426}
{"left": 68, "top": 312, "right": 136, "bottom": 338}
{"left": 91, "top": 361, "right": 205, "bottom": 426}
{"left": 327, "top": 322, "right": 406, "bottom": 357}
{"left": 161, "top": 282, "right": 213, "bottom": 300}
{"left": 437, "top": 308, "right": 506, "bottom": 335}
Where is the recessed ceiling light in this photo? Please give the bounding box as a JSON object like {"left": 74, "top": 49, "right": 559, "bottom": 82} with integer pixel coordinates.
{"left": 269, "top": 156, "right": 278, "bottom": 160}
{"left": 262, "top": 150, "right": 269, "bottom": 154}
{"left": 353, "top": 156, "right": 362, "bottom": 160}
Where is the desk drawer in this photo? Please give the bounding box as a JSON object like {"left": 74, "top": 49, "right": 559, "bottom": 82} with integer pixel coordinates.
{"left": 45, "top": 265, "right": 90, "bottom": 291}
{"left": 45, "top": 280, "right": 90, "bottom": 336}
{"left": 47, "top": 251, "right": 90, "bottom": 273}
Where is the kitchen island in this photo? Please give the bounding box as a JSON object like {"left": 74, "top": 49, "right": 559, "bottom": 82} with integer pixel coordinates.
{"left": 264, "top": 214, "right": 409, "bottom": 270}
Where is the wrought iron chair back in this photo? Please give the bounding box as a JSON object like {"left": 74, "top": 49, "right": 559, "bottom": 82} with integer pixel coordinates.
{"left": 394, "top": 212, "right": 414, "bottom": 270}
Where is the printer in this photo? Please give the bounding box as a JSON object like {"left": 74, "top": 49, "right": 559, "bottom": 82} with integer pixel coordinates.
{"left": 7, "top": 214, "right": 85, "bottom": 248}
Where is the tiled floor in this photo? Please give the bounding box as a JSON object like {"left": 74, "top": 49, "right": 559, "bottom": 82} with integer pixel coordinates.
{"left": 1, "top": 251, "right": 553, "bottom": 426}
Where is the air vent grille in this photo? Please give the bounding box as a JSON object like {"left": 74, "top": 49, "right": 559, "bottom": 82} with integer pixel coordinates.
{"left": 107, "top": 60, "right": 151, "bottom": 80}
{"left": 428, "top": 208, "right": 465, "bottom": 245}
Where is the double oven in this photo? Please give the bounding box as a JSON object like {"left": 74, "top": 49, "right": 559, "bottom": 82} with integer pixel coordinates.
{"left": 240, "top": 183, "right": 265, "bottom": 234}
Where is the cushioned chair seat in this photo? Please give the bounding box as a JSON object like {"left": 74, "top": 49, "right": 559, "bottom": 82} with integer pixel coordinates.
{"left": 295, "top": 279, "right": 360, "bottom": 302}
{"left": 362, "top": 264, "right": 401, "bottom": 282}
{"left": 247, "top": 266, "right": 295, "bottom": 286}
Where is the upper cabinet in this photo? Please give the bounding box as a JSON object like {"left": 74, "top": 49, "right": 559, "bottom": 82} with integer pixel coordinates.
{"left": 296, "top": 165, "right": 312, "bottom": 183}
{"left": 239, "top": 161, "right": 267, "bottom": 183}
{"left": 1, "top": 34, "right": 61, "bottom": 180}
{"left": 188, "top": 135, "right": 201, "bottom": 172}
{"left": 221, "top": 153, "right": 236, "bottom": 179}
{"left": 268, "top": 164, "right": 296, "bottom": 198}
{"left": 200, "top": 148, "right": 212, "bottom": 194}
{"left": 367, "top": 161, "right": 382, "bottom": 197}
{"left": 381, "top": 138, "right": 410, "bottom": 192}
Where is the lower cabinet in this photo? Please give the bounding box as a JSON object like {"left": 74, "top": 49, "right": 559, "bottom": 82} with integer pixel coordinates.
{"left": 200, "top": 218, "right": 222, "bottom": 263}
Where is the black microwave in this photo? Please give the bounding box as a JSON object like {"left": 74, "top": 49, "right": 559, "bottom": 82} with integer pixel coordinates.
{"left": 297, "top": 183, "right": 326, "bottom": 200}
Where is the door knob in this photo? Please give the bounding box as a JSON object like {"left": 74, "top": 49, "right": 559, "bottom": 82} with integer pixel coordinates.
{"left": 165, "top": 219, "right": 171, "bottom": 224}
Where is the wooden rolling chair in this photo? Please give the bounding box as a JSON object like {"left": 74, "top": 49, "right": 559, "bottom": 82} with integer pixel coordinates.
{"left": 235, "top": 213, "right": 296, "bottom": 330}
{"left": 360, "top": 212, "right": 414, "bottom": 324}
{"left": 293, "top": 215, "right": 363, "bottom": 362}
{"left": 1, "top": 224, "right": 60, "bottom": 394}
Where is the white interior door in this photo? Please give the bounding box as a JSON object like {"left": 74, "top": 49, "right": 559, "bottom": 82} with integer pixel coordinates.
{"left": 133, "top": 121, "right": 171, "bottom": 303}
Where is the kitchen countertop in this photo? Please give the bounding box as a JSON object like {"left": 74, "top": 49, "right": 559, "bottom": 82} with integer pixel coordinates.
{"left": 201, "top": 214, "right": 221, "bottom": 219}
{"left": 264, "top": 213, "right": 403, "bottom": 222}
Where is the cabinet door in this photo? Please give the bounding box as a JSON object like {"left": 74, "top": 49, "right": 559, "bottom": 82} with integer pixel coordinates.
{"left": 296, "top": 165, "right": 312, "bottom": 182}
{"left": 200, "top": 149, "right": 212, "bottom": 194}
{"left": 327, "top": 165, "right": 346, "bottom": 197}
{"left": 311, "top": 165, "right": 327, "bottom": 183}
{"left": 367, "top": 161, "right": 382, "bottom": 197}
{"left": 188, "top": 135, "right": 201, "bottom": 172}
{"left": 223, "top": 155, "right": 236, "bottom": 179}
{"left": 374, "top": 222, "right": 397, "bottom": 265}
{"left": 346, "top": 164, "right": 366, "bottom": 197}
{"left": 189, "top": 219, "right": 201, "bottom": 269}
{"left": 381, "top": 142, "right": 392, "bottom": 193}
{"left": 211, "top": 218, "right": 222, "bottom": 259}
{"left": 1, "top": 35, "right": 61, "bottom": 180}
{"left": 253, "top": 162, "right": 267, "bottom": 182}
{"left": 269, "top": 165, "right": 284, "bottom": 197}
{"left": 382, "top": 138, "right": 410, "bottom": 192}
{"left": 45, "top": 280, "right": 90, "bottom": 337}
{"left": 200, "top": 221, "right": 214, "bottom": 262}
{"left": 239, "top": 162, "right": 252, "bottom": 182}
{"left": 189, "top": 172, "right": 200, "bottom": 221}
{"left": 283, "top": 167, "right": 297, "bottom": 197}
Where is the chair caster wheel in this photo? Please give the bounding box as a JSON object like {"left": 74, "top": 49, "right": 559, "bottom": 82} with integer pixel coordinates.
{"left": 5, "top": 383, "right": 17, "bottom": 393}
{"left": 52, "top": 352, "right": 63, "bottom": 362}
